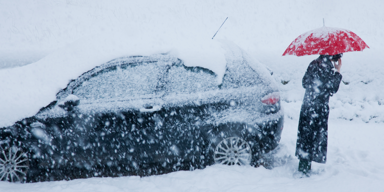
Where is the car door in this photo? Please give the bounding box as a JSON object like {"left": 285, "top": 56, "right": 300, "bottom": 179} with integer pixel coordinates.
{"left": 56, "top": 58, "right": 171, "bottom": 176}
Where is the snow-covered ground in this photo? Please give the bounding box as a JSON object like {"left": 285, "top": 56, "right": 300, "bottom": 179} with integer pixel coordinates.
{"left": 1, "top": 0, "right": 384, "bottom": 191}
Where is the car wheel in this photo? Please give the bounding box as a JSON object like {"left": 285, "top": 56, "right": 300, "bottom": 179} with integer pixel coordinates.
{"left": 214, "top": 137, "right": 252, "bottom": 166}
{"left": 0, "top": 146, "right": 29, "bottom": 182}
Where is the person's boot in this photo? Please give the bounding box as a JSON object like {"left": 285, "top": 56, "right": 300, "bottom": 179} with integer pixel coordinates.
{"left": 298, "top": 159, "right": 311, "bottom": 176}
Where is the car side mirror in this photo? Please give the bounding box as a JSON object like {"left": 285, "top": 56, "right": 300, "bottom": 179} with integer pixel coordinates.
{"left": 58, "top": 94, "right": 80, "bottom": 111}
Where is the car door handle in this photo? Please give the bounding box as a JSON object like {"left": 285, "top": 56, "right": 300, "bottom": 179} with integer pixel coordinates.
{"left": 140, "top": 105, "right": 162, "bottom": 112}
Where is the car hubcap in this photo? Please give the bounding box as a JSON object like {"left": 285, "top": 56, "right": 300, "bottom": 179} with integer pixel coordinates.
{"left": 0, "top": 147, "right": 29, "bottom": 182}
{"left": 214, "top": 137, "right": 252, "bottom": 165}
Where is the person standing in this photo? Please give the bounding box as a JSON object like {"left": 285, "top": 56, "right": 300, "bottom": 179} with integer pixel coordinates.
{"left": 295, "top": 53, "right": 343, "bottom": 176}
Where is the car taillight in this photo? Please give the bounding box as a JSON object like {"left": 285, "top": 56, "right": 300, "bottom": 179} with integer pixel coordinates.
{"left": 261, "top": 92, "right": 280, "bottom": 105}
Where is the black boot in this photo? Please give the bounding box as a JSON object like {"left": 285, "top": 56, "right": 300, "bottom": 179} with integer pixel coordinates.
{"left": 298, "top": 159, "right": 311, "bottom": 176}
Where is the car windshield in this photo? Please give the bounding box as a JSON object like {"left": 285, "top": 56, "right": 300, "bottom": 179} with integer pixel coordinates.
{"left": 72, "top": 62, "right": 164, "bottom": 101}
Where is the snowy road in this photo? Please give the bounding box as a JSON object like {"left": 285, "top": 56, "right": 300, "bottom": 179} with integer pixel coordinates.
{"left": 1, "top": 118, "right": 383, "bottom": 192}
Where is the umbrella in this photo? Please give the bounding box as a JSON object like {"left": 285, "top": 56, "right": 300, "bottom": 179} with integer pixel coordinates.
{"left": 282, "top": 27, "right": 369, "bottom": 56}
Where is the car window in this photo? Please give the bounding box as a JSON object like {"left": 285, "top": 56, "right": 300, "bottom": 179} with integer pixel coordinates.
{"left": 164, "top": 63, "right": 218, "bottom": 94}
{"left": 72, "top": 62, "right": 163, "bottom": 100}
{"left": 220, "top": 59, "right": 263, "bottom": 89}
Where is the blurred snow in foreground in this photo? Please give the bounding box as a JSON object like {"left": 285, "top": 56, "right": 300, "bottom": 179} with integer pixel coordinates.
{"left": 0, "top": 0, "right": 383, "bottom": 191}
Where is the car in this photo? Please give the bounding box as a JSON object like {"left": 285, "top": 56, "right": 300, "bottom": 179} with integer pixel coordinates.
{"left": 0, "top": 43, "right": 283, "bottom": 182}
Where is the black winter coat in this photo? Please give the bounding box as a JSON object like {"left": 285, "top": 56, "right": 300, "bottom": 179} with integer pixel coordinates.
{"left": 295, "top": 55, "right": 342, "bottom": 163}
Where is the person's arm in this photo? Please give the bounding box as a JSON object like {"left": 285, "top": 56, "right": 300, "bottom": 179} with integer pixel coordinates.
{"left": 328, "top": 59, "right": 343, "bottom": 94}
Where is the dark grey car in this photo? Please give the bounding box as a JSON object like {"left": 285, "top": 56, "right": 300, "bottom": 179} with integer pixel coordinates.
{"left": 0, "top": 44, "right": 283, "bottom": 182}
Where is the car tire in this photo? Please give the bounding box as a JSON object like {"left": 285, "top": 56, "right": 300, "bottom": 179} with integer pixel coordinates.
{"left": 213, "top": 137, "right": 252, "bottom": 166}
{"left": 0, "top": 145, "right": 29, "bottom": 182}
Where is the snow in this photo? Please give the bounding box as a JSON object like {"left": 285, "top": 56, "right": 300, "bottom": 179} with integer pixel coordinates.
{"left": 57, "top": 94, "right": 79, "bottom": 105}
{"left": 1, "top": 0, "right": 384, "bottom": 126}
{"left": 1, "top": 0, "right": 384, "bottom": 191}
{"left": 0, "top": 38, "right": 227, "bottom": 127}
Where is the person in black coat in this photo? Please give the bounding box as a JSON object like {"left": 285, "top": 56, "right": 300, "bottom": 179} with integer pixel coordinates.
{"left": 295, "top": 54, "right": 343, "bottom": 175}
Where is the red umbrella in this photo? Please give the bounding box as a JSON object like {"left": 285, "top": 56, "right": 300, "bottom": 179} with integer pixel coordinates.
{"left": 282, "top": 27, "right": 369, "bottom": 56}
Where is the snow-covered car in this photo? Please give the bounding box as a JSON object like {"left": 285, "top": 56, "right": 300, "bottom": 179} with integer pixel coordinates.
{"left": 0, "top": 45, "right": 283, "bottom": 182}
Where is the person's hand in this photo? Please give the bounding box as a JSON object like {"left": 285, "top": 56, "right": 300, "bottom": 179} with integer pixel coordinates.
{"left": 334, "top": 58, "right": 342, "bottom": 73}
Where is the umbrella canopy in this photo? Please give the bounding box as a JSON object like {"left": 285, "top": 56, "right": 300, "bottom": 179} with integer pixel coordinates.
{"left": 282, "top": 27, "right": 369, "bottom": 56}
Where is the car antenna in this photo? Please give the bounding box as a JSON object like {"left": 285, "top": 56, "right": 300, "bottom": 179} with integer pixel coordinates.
{"left": 212, "top": 17, "right": 228, "bottom": 39}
